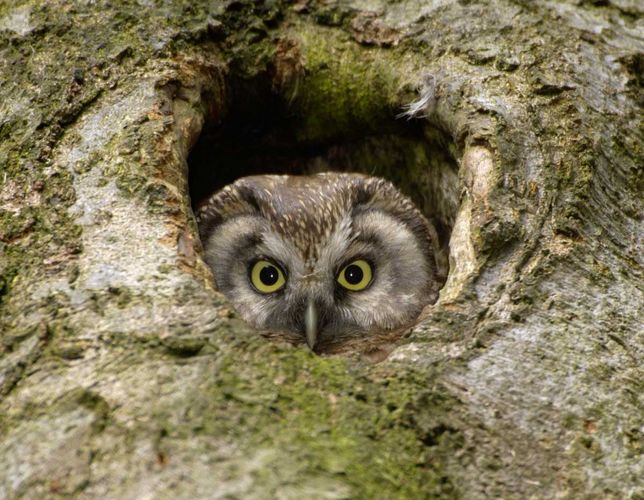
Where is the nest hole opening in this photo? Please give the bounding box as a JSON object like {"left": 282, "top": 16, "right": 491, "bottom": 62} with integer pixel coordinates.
{"left": 188, "top": 75, "right": 460, "bottom": 289}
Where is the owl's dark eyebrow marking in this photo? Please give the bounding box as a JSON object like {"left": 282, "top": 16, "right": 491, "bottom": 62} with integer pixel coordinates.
{"left": 353, "top": 230, "right": 382, "bottom": 247}
{"left": 229, "top": 231, "right": 262, "bottom": 255}
{"left": 199, "top": 208, "right": 260, "bottom": 243}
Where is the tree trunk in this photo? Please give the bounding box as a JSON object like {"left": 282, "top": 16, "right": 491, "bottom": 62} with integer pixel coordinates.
{"left": 0, "top": 0, "right": 641, "bottom": 498}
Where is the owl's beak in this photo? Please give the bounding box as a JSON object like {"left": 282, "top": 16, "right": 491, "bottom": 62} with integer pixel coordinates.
{"left": 304, "top": 300, "right": 318, "bottom": 350}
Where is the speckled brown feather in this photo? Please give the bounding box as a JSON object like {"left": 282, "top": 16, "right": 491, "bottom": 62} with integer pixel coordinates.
{"left": 197, "top": 173, "right": 438, "bottom": 276}
{"left": 196, "top": 172, "right": 442, "bottom": 353}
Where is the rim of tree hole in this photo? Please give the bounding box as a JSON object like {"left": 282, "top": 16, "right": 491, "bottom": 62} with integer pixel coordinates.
{"left": 182, "top": 50, "right": 494, "bottom": 357}
{"left": 2, "top": 2, "right": 640, "bottom": 497}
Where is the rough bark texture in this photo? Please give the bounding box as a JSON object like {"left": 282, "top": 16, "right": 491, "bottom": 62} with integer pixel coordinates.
{"left": 0, "top": 0, "right": 642, "bottom": 498}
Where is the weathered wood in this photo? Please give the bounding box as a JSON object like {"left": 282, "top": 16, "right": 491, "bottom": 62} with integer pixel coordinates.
{"left": 0, "top": 1, "right": 641, "bottom": 498}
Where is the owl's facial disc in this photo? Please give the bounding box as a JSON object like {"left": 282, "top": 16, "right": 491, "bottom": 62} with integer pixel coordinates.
{"left": 245, "top": 257, "right": 376, "bottom": 350}
{"left": 199, "top": 173, "right": 440, "bottom": 354}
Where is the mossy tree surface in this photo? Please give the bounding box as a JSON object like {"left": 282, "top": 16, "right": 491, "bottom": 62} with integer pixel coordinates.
{"left": 0, "top": 0, "right": 642, "bottom": 498}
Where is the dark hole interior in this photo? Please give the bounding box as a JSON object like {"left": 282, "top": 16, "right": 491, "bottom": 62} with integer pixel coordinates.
{"left": 188, "top": 75, "right": 459, "bottom": 273}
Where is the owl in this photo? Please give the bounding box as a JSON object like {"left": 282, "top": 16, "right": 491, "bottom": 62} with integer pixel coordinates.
{"left": 196, "top": 173, "right": 442, "bottom": 353}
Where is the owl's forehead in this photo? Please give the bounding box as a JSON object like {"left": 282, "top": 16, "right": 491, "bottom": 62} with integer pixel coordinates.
{"left": 251, "top": 176, "right": 354, "bottom": 260}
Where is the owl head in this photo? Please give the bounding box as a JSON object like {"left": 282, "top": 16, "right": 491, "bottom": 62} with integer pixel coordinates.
{"left": 197, "top": 173, "right": 441, "bottom": 353}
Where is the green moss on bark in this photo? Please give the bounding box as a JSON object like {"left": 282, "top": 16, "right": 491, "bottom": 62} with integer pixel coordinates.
{"left": 152, "top": 343, "right": 461, "bottom": 498}
{"left": 286, "top": 24, "right": 408, "bottom": 144}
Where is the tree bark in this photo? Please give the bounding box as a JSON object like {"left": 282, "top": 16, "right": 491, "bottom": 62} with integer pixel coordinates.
{"left": 0, "top": 0, "right": 642, "bottom": 498}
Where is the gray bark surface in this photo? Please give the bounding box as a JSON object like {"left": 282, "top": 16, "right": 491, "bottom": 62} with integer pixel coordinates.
{"left": 0, "top": 0, "right": 642, "bottom": 498}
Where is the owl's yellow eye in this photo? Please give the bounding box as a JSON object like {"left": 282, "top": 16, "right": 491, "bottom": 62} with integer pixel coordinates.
{"left": 250, "top": 260, "right": 286, "bottom": 293}
{"left": 337, "top": 259, "right": 373, "bottom": 291}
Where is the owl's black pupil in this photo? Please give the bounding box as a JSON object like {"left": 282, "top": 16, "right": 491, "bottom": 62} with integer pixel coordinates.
{"left": 260, "top": 265, "right": 279, "bottom": 285}
{"left": 344, "top": 264, "right": 363, "bottom": 285}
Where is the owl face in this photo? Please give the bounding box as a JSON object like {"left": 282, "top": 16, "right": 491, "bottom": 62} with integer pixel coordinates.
{"left": 197, "top": 173, "right": 440, "bottom": 353}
